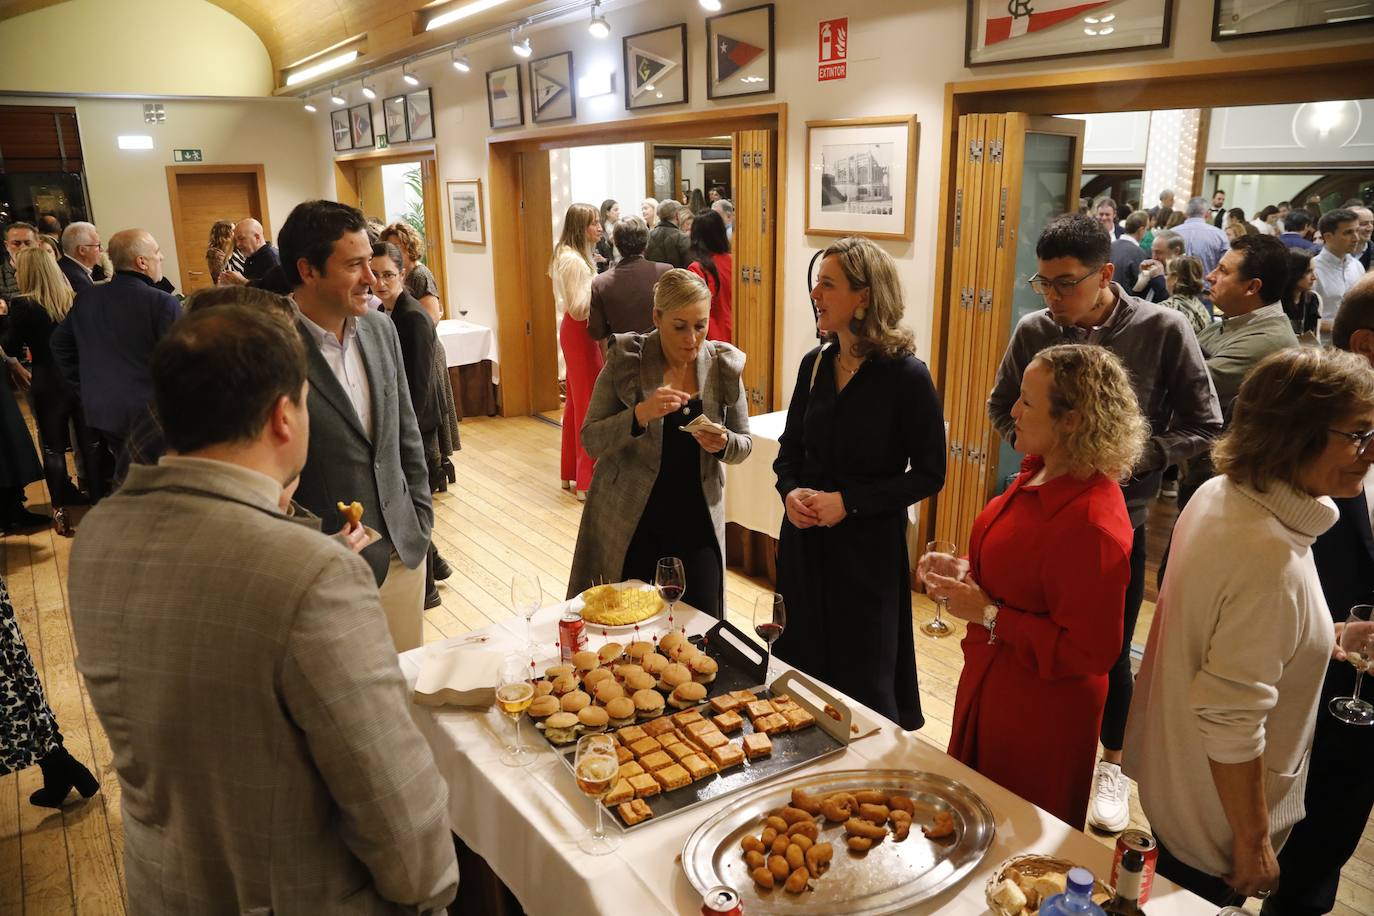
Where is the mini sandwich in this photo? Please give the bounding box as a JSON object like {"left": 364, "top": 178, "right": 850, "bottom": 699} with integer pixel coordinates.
{"left": 527, "top": 694, "right": 560, "bottom": 721}
{"left": 571, "top": 650, "right": 600, "bottom": 675}
{"left": 626, "top": 641, "right": 654, "bottom": 664}
{"left": 594, "top": 681, "right": 626, "bottom": 705}
{"left": 658, "top": 630, "right": 687, "bottom": 656}
{"left": 545, "top": 664, "right": 575, "bottom": 682}
{"left": 605, "top": 696, "right": 637, "bottom": 728}
{"left": 597, "top": 642, "right": 624, "bottom": 666}
{"left": 690, "top": 655, "right": 719, "bottom": 684}
{"left": 551, "top": 674, "right": 581, "bottom": 697}
{"left": 582, "top": 668, "right": 615, "bottom": 692}
{"left": 673, "top": 644, "right": 702, "bottom": 666}
{"left": 623, "top": 670, "right": 658, "bottom": 692}
{"left": 613, "top": 663, "right": 645, "bottom": 686}
{"left": 534, "top": 680, "right": 555, "bottom": 698}
{"left": 658, "top": 663, "right": 692, "bottom": 693}
{"left": 577, "top": 705, "right": 609, "bottom": 733}
{"left": 669, "top": 681, "right": 707, "bottom": 709}
{"left": 640, "top": 652, "right": 669, "bottom": 677}
{"left": 544, "top": 712, "right": 579, "bottom": 745}
{"left": 561, "top": 690, "right": 591, "bottom": 713}
{"left": 633, "top": 687, "right": 665, "bottom": 719}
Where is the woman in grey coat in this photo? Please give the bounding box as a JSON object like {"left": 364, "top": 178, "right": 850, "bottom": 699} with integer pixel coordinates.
{"left": 567, "top": 269, "right": 751, "bottom": 617}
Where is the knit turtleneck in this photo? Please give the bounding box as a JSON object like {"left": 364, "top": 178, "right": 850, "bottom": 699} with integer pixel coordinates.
{"left": 1234, "top": 478, "right": 1339, "bottom": 545}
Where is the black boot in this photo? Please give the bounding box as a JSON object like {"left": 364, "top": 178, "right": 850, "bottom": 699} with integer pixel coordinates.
{"left": 29, "top": 746, "right": 99, "bottom": 809}
{"left": 443, "top": 457, "right": 457, "bottom": 484}
{"left": 433, "top": 551, "right": 452, "bottom": 581}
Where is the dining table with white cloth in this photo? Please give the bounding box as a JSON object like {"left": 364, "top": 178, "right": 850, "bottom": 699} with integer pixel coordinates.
{"left": 435, "top": 317, "right": 500, "bottom": 417}
{"left": 398, "top": 598, "right": 1212, "bottom": 916}
{"left": 723, "top": 409, "right": 787, "bottom": 538}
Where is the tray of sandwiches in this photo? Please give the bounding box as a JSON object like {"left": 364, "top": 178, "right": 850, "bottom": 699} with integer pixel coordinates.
{"left": 553, "top": 668, "right": 852, "bottom": 831}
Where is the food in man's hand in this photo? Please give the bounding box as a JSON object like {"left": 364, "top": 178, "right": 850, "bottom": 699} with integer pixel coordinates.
{"left": 580, "top": 586, "right": 664, "bottom": 626}
{"left": 527, "top": 695, "right": 560, "bottom": 720}
{"left": 336, "top": 500, "right": 364, "bottom": 525}
{"left": 742, "top": 733, "right": 773, "bottom": 760}
{"left": 543, "top": 712, "right": 579, "bottom": 745}
{"left": 616, "top": 798, "right": 654, "bottom": 825}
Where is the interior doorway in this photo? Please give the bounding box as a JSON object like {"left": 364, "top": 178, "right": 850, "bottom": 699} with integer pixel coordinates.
{"left": 164, "top": 164, "right": 269, "bottom": 296}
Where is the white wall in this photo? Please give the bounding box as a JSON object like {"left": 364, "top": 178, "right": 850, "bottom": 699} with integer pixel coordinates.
{"left": 1064, "top": 111, "right": 1152, "bottom": 167}
{"left": 1206, "top": 99, "right": 1374, "bottom": 165}
{"left": 1212, "top": 173, "right": 1325, "bottom": 217}
{"left": 569, "top": 143, "right": 647, "bottom": 220}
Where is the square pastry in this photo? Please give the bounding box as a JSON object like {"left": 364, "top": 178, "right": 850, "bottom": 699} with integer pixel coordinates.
{"left": 729, "top": 689, "right": 757, "bottom": 702}
{"left": 742, "top": 733, "right": 772, "bottom": 759}
{"left": 654, "top": 763, "right": 692, "bottom": 791}
{"left": 693, "top": 729, "right": 728, "bottom": 750}
{"left": 745, "top": 700, "right": 776, "bottom": 720}
{"left": 665, "top": 743, "right": 695, "bottom": 762}
{"left": 709, "top": 694, "right": 741, "bottom": 714}
{"left": 616, "top": 745, "right": 634, "bottom": 765}
{"left": 681, "top": 753, "right": 717, "bottom": 780}
{"left": 617, "top": 725, "right": 648, "bottom": 745}
{"left": 618, "top": 761, "right": 645, "bottom": 780}
{"left": 712, "top": 711, "right": 744, "bottom": 733}
{"left": 604, "top": 779, "right": 633, "bottom": 806}
{"left": 783, "top": 707, "right": 816, "bottom": 731}
{"left": 709, "top": 741, "right": 746, "bottom": 769}
{"left": 672, "top": 709, "right": 705, "bottom": 727}
{"left": 684, "top": 720, "right": 716, "bottom": 738}
{"left": 617, "top": 798, "right": 654, "bottom": 825}
{"left": 629, "top": 737, "right": 660, "bottom": 757}
{"left": 628, "top": 773, "right": 660, "bottom": 798}
{"left": 757, "top": 713, "right": 790, "bottom": 736}
{"left": 642, "top": 717, "right": 676, "bottom": 738}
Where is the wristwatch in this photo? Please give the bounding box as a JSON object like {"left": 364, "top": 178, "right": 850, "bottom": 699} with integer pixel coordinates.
{"left": 982, "top": 602, "right": 1000, "bottom": 644}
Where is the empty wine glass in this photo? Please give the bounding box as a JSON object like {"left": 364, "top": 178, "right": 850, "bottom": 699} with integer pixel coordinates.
{"left": 495, "top": 655, "right": 536, "bottom": 767}
{"left": 655, "top": 557, "right": 685, "bottom": 636}
{"left": 920, "top": 540, "right": 960, "bottom": 638}
{"left": 511, "top": 572, "right": 542, "bottom": 654}
{"left": 1330, "top": 604, "right": 1374, "bottom": 726}
{"left": 573, "top": 734, "right": 621, "bottom": 855}
{"left": 753, "top": 593, "right": 786, "bottom": 681}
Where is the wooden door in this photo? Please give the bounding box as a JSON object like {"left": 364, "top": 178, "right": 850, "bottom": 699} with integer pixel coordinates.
{"left": 165, "top": 165, "right": 268, "bottom": 296}
{"left": 520, "top": 149, "right": 560, "bottom": 414}
{"left": 934, "top": 113, "right": 1084, "bottom": 549}
{"left": 731, "top": 128, "right": 777, "bottom": 415}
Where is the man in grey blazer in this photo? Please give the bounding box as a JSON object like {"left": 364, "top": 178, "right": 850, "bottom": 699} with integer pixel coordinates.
{"left": 279, "top": 200, "right": 434, "bottom": 651}
{"left": 68, "top": 303, "right": 458, "bottom": 914}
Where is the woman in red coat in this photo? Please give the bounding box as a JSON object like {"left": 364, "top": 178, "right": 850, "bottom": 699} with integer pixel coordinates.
{"left": 686, "top": 209, "right": 733, "bottom": 342}
{"left": 925, "top": 344, "right": 1145, "bottom": 828}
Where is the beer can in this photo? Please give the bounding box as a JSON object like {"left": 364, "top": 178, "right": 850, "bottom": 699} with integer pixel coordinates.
{"left": 701, "top": 885, "right": 743, "bottom": 916}
{"left": 558, "top": 610, "right": 586, "bottom": 663}
{"left": 1112, "top": 829, "right": 1157, "bottom": 904}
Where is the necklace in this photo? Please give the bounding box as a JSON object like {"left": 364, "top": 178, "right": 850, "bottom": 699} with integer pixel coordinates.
{"left": 837, "top": 357, "right": 862, "bottom": 376}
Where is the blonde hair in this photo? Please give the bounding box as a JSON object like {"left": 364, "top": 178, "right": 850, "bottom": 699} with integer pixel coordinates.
{"left": 821, "top": 236, "right": 915, "bottom": 360}
{"left": 15, "top": 246, "right": 74, "bottom": 322}
{"left": 207, "top": 219, "right": 234, "bottom": 281}
{"left": 1214, "top": 347, "right": 1374, "bottom": 493}
{"left": 653, "top": 268, "right": 710, "bottom": 314}
{"left": 1033, "top": 344, "right": 1148, "bottom": 481}
{"left": 549, "top": 203, "right": 598, "bottom": 275}
{"left": 381, "top": 221, "right": 424, "bottom": 263}
{"left": 37, "top": 236, "right": 61, "bottom": 260}
{"left": 641, "top": 198, "right": 659, "bottom": 229}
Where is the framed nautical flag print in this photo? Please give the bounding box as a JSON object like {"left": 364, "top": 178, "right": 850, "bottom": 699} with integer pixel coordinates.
{"left": 706, "top": 3, "right": 774, "bottom": 100}
{"left": 486, "top": 64, "right": 525, "bottom": 129}
{"left": 965, "top": 0, "right": 1173, "bottom": 67}
{"left": 405, "top": 88, "right": 435, "bottom": 141}
{"left": 531, "top": 51, "right": 576, "bottom": 123}
{"left": 622, "top": 24, "right": 688, "bottom": 111}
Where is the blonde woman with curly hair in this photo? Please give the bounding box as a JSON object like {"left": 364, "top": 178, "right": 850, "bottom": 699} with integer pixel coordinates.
{"left": 205, "top": 219, "right": 237, "bottom": 284}
{"left": 926, "top": 343, "right": 1146, "bottom": 829}
{"left": 550, "top": 203, "right": 604, "bottom": 496}
{"left": 772, "top": 236, "right": 946, "bottom": 729}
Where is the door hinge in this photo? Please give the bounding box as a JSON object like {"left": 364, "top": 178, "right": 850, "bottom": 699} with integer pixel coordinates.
{"left": 968, "top": 138, "right": 983, "bottom": 164}
{"left": 978, "top": 289, "right": 993, "bottom": 313}
{"left": 989, "top": 138, "right": 1004, "bottom": 163}
{"left": 960, "top": 287, "right": 974, "bottom": 311}
{"left": 997, "top": 187, "right": 1008, "bottom": 249}
{"left": 953, "top": 189, "right": 963, "bottom": 247}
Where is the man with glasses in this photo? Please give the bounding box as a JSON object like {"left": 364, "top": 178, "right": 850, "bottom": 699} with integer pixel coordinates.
{"left": 988, "top": 213, "right": 1222, "bottom": 833}
{"left": 1268, "top": 270, "right": 1374, "bottom": 916}
{"left": 1, "top": 221, "right": 39, "bottom": 304}
{"left": 58, "top": 221, "right": 103, "bottom": 291}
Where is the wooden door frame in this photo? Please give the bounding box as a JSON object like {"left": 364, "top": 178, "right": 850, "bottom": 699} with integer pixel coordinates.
{"left": 924, "top": 41, "right": 1374, "bottom": 543}
{"left": 165, "top": 163, "right": 270, "bottom": 295}
{"left": 488, "top": 103, "right": 787, "bottom": 418}
{"left": 332, "top": 144, "right": 449, "bottom": 317}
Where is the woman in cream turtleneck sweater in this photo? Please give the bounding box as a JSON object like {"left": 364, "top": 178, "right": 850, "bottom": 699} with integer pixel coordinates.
{"left": 1125, "top": 347, "right": 1374, "bottom": 906}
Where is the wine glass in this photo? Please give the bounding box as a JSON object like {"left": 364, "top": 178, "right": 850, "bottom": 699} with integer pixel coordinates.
{"left": 920, "top": 540, "right": 960, "bottom": 638}
{"left": 495, "top": 655, "right": 536, "bottom": 767}
{"left": 754, "top": 593, "right": 786, "bottom": 681}
{"left": 511, "top": 572, "right": 543, "bottom": 654}
{"left": 655, "top": 557, "right": 685, "bottom": 637}
{"left": 573, "top": 734, "right": 622, "bottom": 855}
{"left": 1330, "top": 605, "right": 1374, "bottom": 726}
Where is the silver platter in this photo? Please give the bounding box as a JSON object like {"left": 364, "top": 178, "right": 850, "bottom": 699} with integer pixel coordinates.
{"left": 681, "top": 768, "right": 995, "bottom": 915}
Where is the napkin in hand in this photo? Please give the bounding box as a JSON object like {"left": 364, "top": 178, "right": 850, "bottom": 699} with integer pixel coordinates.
{"left": 412, "top": 646, "right": 502, "bottom": 708}
{"left": 681, "top": 414, "right": 727, "bottom": 436}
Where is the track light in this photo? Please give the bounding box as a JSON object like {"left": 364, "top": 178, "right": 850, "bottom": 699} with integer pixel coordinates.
{"left": 361, "top": 82, "right": 376, "bottom": 100}
{"left": 512, "top": 28, "right": 532, "bottom": 57}
{"left": 588, "top": 1, "right": 609, "bottom": 38}
{"left": 330, "top": 87, "right": 347, "bottom": 106}
{"left": 402, "top": 65, "right": 420, "bottom": 87}
{"left": 452, "top": 49, "right": 471, "bottom": 72}
{"left": 699, "top": 0, "right": 722, "bottom": 10}
{"left": 303, "top": 101, "right": 317, "bottom": 113}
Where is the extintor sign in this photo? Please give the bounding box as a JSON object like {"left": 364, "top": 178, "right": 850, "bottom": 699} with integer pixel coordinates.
{"left": 818, "top": 17, "right": 847, "bottom": 82}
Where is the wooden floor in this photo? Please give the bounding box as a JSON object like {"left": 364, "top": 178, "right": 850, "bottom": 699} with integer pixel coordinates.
{"left": 2, "top": 414, "right": 1371, "bottom": 914}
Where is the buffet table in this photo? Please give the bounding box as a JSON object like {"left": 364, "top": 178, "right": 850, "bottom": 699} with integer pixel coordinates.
{"left": 436, "top": 318, "right": 500, "bottom": 418}
{"left": 400, "top": 602, "right": 1212, "bottom": 916}
{"left": 722, "top": 410, "right": 786, "bottom": 582}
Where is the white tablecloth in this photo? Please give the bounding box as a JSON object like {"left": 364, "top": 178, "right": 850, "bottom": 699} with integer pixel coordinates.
{"left": 724, "top": 409, "right": 788, "bottom": 537}
{"left": 437, "top": 319, "right": 498, "bottom": 376}
{"left": 399, "top": 603, "right": 1211, "bottom": 916}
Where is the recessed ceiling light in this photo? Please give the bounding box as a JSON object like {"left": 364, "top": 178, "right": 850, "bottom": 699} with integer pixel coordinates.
{"left": 117, "top": 135, "right": 153, "bottom": 150}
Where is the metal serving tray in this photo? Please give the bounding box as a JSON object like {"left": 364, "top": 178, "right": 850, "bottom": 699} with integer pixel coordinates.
{"left": 556, "top": 669, "right": 853, "bottom": 831}
{"left": 681, "top": 768, "right": 996, "bottom": 915}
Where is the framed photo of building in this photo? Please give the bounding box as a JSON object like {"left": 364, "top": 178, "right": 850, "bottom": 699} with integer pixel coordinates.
{"left": 383, "top": 96, "right": 408, "bottom": 143}
{"left": 530, "top": 51, "right": 576, "bottom": 123}
{"left": 623, "top": 23, "right": 688, "bottom": 111}
{"left": 348, "top": 103, "right": 374, "bottom": 149}
{"left": 805, "top": 116, "right": 918, "bottom": 241}
{"left": 330, "top": 108, "right": 353, "bottom": 152}
{"left": 406, "top": 88, "right": 435, "bottom": 140}
{"left": 706, "top": 3, "right": 773, "bottom": 100}
{"left": 447, "top": 179, "right": 485, "bottom": 246}
{"left": 486, "top": 64, "right": 525, "bottom": 129}
{"left": 965, "top": 0, "right": 1173, "bottom": 67}
{"left": 1211, "top": 0, "right": 1373, "bottom": 40}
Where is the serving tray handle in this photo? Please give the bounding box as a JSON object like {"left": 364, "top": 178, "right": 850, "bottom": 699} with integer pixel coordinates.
{"left": 769, "top": 669, "right": 852, "bottom": 746}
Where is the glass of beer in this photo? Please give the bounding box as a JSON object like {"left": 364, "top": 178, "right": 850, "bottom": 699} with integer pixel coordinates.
{"left": 496, "top": 655, "right": 536, "bottom": 767}
{"left": 573, "top": 734, "right": 621, "bottom": 855}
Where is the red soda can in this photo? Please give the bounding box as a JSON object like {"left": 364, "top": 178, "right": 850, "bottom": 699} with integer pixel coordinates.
{"left": 558, "top": 609, "right": 586, "bottom": 663}
{"left": 1112, "top": 829, "right": 1157, "bottom": 904}
{"left": 701, "top": 885, "right": 743, "bottom": 916}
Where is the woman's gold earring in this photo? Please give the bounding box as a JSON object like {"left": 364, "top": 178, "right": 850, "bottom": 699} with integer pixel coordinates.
{"left": 854, "top": 306, "right": 866, "bottom": 321}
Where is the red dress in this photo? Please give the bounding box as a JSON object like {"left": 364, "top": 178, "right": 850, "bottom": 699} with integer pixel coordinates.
{"left": 688, "top": 253, "right": 733, "bottom": 342}
{"left": 947, "top": 456, "right": 1133, "bottom": 829}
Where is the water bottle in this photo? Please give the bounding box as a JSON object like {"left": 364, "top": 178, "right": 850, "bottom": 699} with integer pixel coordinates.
{"left": 1039, "top": 867, "right": 1107, "bottom": 916}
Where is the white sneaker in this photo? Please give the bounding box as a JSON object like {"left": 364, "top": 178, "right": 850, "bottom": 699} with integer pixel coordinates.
{"left": 1088, "top": 760, "right": 1131, "bottom": 832}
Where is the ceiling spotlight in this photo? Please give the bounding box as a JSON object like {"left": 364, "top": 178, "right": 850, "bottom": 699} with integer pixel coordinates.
{"left": 303, "top": 101, "right": 317, "bottom": 113}
{"left": 402, "top": 65, "right": 420, "bottom": 87}
{"left": 452, "top": 49, "right": 471, "bottom": 72}
{"left": 330, "top": 87, "right": 347, "bottom": 105}
{"left": 699, "top": 0, "right": 722, "bottom": 10}
{"left": 512, "top": 28, "right": 532, "bottom": 57}
{"left": 361, "top": 82, "right": 376, "bottom": 100}
{"left": 588, "top": 0, "right": 610, "bottom": 38}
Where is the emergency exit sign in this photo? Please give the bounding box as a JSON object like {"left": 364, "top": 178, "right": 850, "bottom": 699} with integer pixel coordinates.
{"left": 173, "top": 149, "right": 203, "bottom": 162}
{"left": 818, "top": 17, "right": 847, "bottom": 82}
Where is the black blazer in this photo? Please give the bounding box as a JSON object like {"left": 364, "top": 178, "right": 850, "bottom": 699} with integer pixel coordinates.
{"left": 1313, "top": 491, "right": 1374, "bottom": 620}
{"left": 58, "top": 255, "right": 94, "bottom": 291}
{"left": 386, "top": 291, "right": 440, "bottom": 435}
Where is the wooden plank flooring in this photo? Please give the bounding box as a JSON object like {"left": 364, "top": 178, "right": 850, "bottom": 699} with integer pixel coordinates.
{"left": 2, "top": 413, "right": 1370, "bottom": 914}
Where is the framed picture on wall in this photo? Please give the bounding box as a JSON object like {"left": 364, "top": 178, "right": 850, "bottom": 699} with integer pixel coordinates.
{"left": 623, "top": 23, "right": 688, "bottom": 111}
{"left": 530, "top": 51, "right": 576, "bottom": 123}
{"left": 406, "top": 88, "right": 435, "bottom": 141}
{"left": 805, "top": 115, "right": 918, "bottom": 241}
{"left": 1211, "top": 0, "right": 1373, "bottom": 40}
{"left": 330, "top": 108, "right": 353, "bottom": 152}
{"left": 486, "top": 64, "right": 525, "bottom": 129}
{"left": 383, "top": 96, "right": 408, "bottom": 143}
{"left": 652, "top": 156, "right": 676, "bottom": 202}
{"left": 349, "top": 103, "right": 374, "bottom": 148}
{"left": 705, "top": 3, "right": 774, "bottom": 100}
{"left": 447, "top": 179, "right": 486, "bottom": 247}
{"left": 965, "top": 0, "right": 1173, "bottom": 67}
